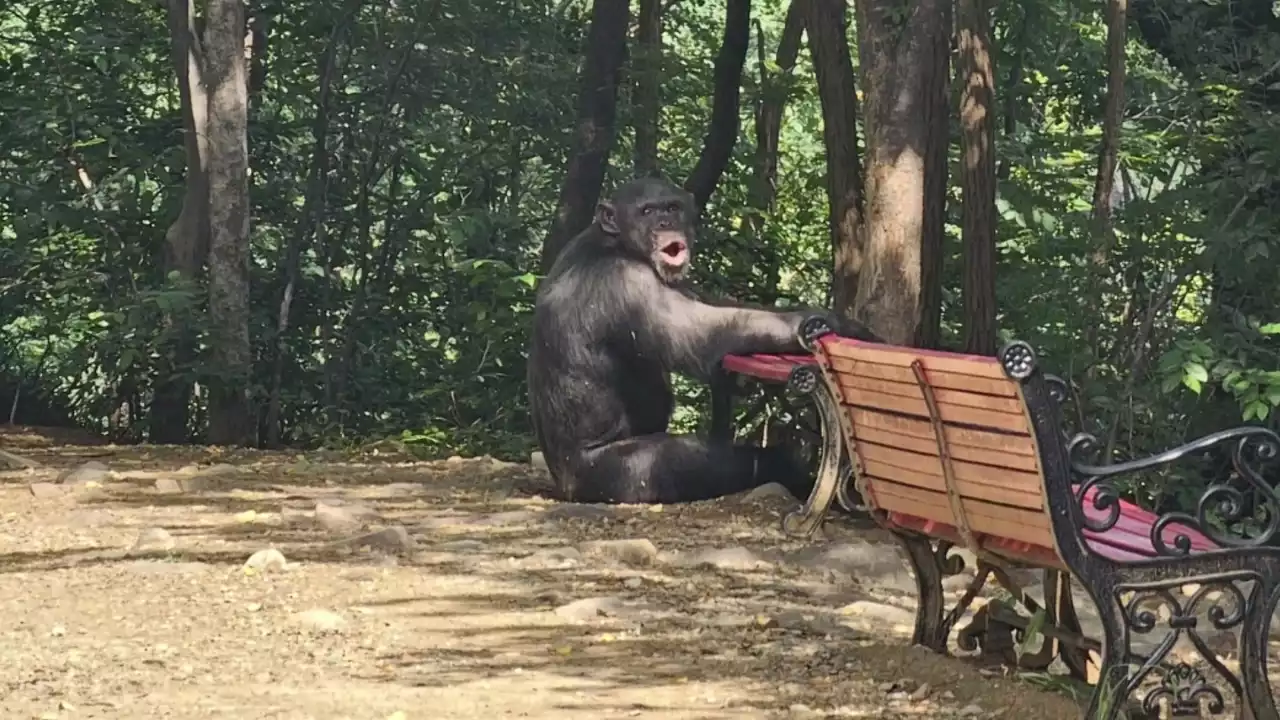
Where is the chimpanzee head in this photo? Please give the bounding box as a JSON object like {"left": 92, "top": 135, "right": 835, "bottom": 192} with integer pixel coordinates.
{"left": 596, "top": 177, "right": 696, "bottom": 284}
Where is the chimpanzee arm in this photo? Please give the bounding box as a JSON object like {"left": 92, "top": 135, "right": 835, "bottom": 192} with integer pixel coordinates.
{"left": 626, "top": 276, "right": 810, "bottom": 380}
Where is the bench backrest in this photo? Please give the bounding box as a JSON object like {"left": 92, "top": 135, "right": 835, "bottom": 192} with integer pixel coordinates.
{"left": 812, "top": 335, "right": 1055, "bottom": 553}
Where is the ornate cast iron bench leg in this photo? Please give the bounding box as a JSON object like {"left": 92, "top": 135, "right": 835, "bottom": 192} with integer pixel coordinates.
{"left": 780, "top": 363, "right": 845, "bottom": 537}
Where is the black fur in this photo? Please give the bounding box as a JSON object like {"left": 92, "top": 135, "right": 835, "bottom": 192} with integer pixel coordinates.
{"left": 528, "top": 177, "right": 874, "bottom": 504}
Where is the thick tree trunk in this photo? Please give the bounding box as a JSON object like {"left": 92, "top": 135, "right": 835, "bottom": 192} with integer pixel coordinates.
{"left": 540, "top": 0, "right": 630, "bottom": 271}
{"left": 804, "top": 0, "right": 864, "bottom": 321}
{"left": 852, "top": 0, "right": 950, "bottom": 344}
{"left": 204, "top": 0, "right": 253, "bottom": 446}
{"left": 633, "top": 0, "right": 662, "bottom": 176}
{"left": 683, "top": 0, "right": 752, "bottom": 214}
{"left": 915, "top": 0, "right": 950, "bottom": 350}
{"left": 958, "top": 0, "right": 998, "bottom": 355}
{"left": 152, "top": 0, "right": 210, "bottom": 444}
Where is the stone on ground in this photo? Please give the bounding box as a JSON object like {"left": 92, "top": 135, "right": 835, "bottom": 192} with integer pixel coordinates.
{"left": 577, "top": 538, "right": 659, "bottom": 566}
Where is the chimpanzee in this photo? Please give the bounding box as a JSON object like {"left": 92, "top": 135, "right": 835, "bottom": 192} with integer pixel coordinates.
{"left": 527, "top": 177, "right": 876, "bottom": 504}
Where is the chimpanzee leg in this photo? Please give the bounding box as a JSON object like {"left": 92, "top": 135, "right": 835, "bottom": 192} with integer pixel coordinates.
{"left": 566, "top": 433, "right": 813, "bottom": 504}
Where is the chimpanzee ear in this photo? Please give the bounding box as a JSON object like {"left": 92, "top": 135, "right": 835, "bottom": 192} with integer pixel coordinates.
{"left": 596, "top": 201, "right": 620, "bottom": 235}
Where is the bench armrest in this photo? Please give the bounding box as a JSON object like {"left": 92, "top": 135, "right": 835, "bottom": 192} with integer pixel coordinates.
{"left": 1066, "top": 426, "right": 1280, "bottom": 554}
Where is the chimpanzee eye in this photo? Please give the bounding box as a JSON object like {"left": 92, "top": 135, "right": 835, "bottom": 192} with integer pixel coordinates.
{"left": 643, "top": 206, "right": 654, "bottom": 215}
{"left": 666, "top": 203, "right": 679, "bottom": 214}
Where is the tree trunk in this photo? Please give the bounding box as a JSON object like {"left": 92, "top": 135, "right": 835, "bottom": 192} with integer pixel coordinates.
{"left": 804, "top": 0, "right": 864, "bottom": 321}
{"left": 745, "top": 1, "right": 805, "bottom": 304}
{"left": 915, "top": 4, "right": 950, "bottom": 351}
{"left": 1091, "top": 0, "right": 1127, "bottom": 253}
{"left": 958, "top": 0, "right": 997, "bottom": 355}
{"left": 265, "top": 3, "right": 359, "bottom": 447}
{"left": 204, "top": 0, "right": 253, "bottom": 446}
{"left": 633, "top": 0, "right": 662, "bottom": 176}
{"left": 683, "top": 0, "right": 752, "bottom": 214}
{"left": 540, "top": 0, "right": 630, "bottom": 271}
{"left": 852, "top": 0, "right": 950, "bottom": 344}
{"left": 151, "top": 0, "right": 210, "bottom": 444}
{"left": 1083, "top": 0, "right": 1127, "bottom": 372}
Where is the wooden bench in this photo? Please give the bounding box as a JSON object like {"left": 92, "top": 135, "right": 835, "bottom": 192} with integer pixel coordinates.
{"left": 712, "top": 316, "right": 1280, "bottom": 720}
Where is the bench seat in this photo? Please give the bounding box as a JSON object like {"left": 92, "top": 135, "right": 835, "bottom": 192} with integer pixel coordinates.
{"left": 717, "top": 322, "right": 1280, "bottom": 719}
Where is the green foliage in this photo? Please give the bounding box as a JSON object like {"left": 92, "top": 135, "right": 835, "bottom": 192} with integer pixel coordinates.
{"left": 1, "top": 0, "right": 1279, "bottom": 492}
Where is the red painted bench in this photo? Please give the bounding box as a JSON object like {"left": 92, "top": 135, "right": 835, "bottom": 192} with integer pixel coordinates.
{"left": 716, "top": 318, "right": 1280, "bottom": 720}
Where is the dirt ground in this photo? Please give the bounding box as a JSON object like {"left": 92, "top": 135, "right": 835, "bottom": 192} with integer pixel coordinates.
{"left": 0, "top": 427, "right": 1132, "bottom": 719}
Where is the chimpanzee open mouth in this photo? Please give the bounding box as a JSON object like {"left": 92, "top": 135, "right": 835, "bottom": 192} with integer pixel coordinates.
{"left": 656, "top": 231, "right": 689, "bottom": 266}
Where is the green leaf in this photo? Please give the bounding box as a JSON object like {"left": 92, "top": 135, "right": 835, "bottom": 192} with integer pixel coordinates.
{"left": 1183, "top": 376, "right": 1203, "bottom": 394}
{"left": 1183, "top": 363, "right": 1209, "bottom": 383}
{"left": 1261, "top": 323, "right": 1280, "bottom": 335}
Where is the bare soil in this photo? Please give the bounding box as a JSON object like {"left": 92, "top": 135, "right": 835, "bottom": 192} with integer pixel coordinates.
{"left": 0, "top": 431, "right": 1099, "bottom": 719}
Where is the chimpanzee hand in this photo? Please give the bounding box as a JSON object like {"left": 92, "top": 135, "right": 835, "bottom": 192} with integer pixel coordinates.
{"left": 822, "top": 312, "right": 882, "bottom": 343}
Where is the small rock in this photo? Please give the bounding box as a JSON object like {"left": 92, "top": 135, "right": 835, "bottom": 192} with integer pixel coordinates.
{"left": 129, "top": 527, "right": 176, "bottom": 555}
{"left": 554, "top": 596, "right": 625, "bottom": 623}
{"left": 530, "top": 451, "right": 548, "bottom": 471}
{"left": 28, "top": 482, "right": 64, "bottom": 499}
{"left": 196, "top": 463, "right": 238, "bottom": 476}
{"left": 959, "top": 704, "right": 983, "bottom": 717}
{"left": 438, "top": 539, "right": 486, "bottom": 552}
{"left": 58, "top": 460, "right": 111, "bottom": 485}
{"left": 577, "top": 538, "right": 659, "bottom": 566}
{"left": 684, "top": 546, "right": 773, "bottom": 571}
{"left": 788, "top": 540, "right": 915, "bottom": 592}
{"left": 244, "top": 548, "right": 288, "bottom": 573}
{"left": 351, "top": 525, "right": 415, "bottom": 554}
{"left": 623, "top": 576, "right": 643, "bottom": 589}
{"left": 516, "top": 547, "right": 582, "bottom": 569}
{"left": 837, "top": 600, "right": 915, "bottom": 629}
{"left": 153, "top": 477, "right": 184, "bottom": 494}
{"left": 446, "top": 455, "right": 465, "bottom": 463}
{"left": 909, "top": 682, "right": 931, "bottom": 701}
{"left": 50, "top": 625, "right": 66, "bottom": 637}
{"left": 315, "top": 501, "right": 371, "bottom": 534}
{"left": 544, "top": 504, "right": 615, "bottom": 522}
{"left": 293, "top": 608, "right": 347, "bottom": 634}
{"left": 788, "top": 703, "right": 819, "bottom": 718}
{"left": 740, "top": 482, "right": 798, "bottom": 503}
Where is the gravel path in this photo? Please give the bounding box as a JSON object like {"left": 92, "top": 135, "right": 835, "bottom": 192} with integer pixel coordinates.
{"left": 0, "top": 432, "right": 1248, "bottom": 719}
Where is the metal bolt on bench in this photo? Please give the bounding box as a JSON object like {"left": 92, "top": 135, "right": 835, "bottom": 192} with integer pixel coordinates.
{"left": 713, "top": 315, "right": 1280, "bottom": 720}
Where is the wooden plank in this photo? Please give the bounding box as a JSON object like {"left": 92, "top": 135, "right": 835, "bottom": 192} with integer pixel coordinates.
{"left": 828, "top": 356, "right": 1018, "bottom": 398}
{"left": 871, "top": 480, "right": 1055, "bottom": 548}
{"left": 822, "top": 338, "right": 1008, "bottom": 380}
{"left": 834, "top": 372, "right": 1025, "bottom": 414}
{"left": 856, "top": 442, "right": 1044, "bottom": 507}
{"left": 886, "top": 512, "right": 1066, "bottom": 569}
{"left": 836, "top": 385, "right": 1032, "bottom": 434}
{"left": 847, "top": 408, "right": 1035, "bottom": 452}
{"left": 851, "top": 424, "right": 1041, "bottom": 472}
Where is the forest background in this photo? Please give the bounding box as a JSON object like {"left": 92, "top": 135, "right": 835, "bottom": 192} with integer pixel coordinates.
{"left": 2, "top": 0, "right": 1279, "bottom": 512}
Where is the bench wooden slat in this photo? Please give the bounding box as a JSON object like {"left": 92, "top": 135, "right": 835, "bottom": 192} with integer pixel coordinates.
{"left": 835, "top": 372, "right": 1025, "bottom": 414}
{"left": 824, "top": 338, "right": 1009, "bottom": 381}
{"left": 851, "top": 423, "right": 1041, "bottom": 473}
{"left": 828, "top": 356, "right": 1018, "bottom": 398}
{"left": 720, "top": 353, "right": 815, "bottom": 382}
{"left": 847, "top": 408, "right": 1038, "bottom": 457}
{"left": 870, "top": 480, "right": 1056, "bottom": 548}
{"left": 857, "top": 442, "right": 1044, "bottom": 509}
{"left": 837, "top": 385, "right": 1032, "bottom": 434}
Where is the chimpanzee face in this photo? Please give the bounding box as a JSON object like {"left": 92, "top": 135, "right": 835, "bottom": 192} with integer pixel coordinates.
{"left": 595, "top": 178, "right": 696, "bottom": 285}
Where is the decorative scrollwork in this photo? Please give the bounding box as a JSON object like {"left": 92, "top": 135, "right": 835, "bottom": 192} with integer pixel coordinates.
{"left": 1143, "top": 663, "right": 1227, "bottom": 717}
{"left": 935, "top": 540, "right": 967, "bottom": 577}
{"left": 1044, "top": 373, "right": 1069, "bottom": 405}
{"left": 787, "top": 366, "right": 819, "bottom": 395}
{"left": 798, "top": 314, "right": 834, "bottom": 351}
{"left": 1067, "top": 433, "right": 1124, "bottom": 533}
{"left": 997, "top": 340, "right": 1037, "bottom": 380}
{"left": 1068, "top": 426, "right": 1280, "bottom": 553}
{"left": 1117, "top": 579, "right": 1250, "bottom": 716}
